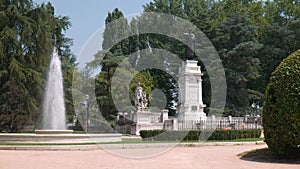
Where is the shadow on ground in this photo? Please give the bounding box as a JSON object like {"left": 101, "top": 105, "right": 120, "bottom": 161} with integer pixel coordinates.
{"left": 238, "top": 148, "right": 300, "bottom": 164}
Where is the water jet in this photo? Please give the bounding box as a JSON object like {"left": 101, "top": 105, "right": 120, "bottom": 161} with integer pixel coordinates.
{"left": 36, "top": 48, "right": 73, "bottom": 134}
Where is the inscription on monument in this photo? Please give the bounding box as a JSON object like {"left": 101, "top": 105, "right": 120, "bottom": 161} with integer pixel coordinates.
{"left": 189, "top": 86, "right": 198, "bottom": 101}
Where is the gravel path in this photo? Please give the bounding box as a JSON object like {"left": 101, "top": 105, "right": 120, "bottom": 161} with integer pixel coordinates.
{"left": 0, "top": 144, "right": 298, "bottom": 169}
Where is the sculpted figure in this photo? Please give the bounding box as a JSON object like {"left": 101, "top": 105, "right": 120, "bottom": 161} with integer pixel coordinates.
{"left": 183, "top": 28, "right": 196, "bottom": 59}
{"left": 134, "top": 82, "right": 148, "bottom": 110}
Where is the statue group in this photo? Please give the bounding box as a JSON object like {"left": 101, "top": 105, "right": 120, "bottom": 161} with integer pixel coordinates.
{"left": 183, "top": 28, "right": 196, "bottom": 59}
{"left": 135, "top": 83, "right": 148, "bottom": 111}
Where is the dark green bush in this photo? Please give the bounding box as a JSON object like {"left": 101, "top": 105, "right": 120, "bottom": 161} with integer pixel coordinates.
{"left": 262, "top": 50, "right": 300, "bottom": 156}
{"left": 140, "top": 130, "right": 188, "bottom": 141}
{"left": 140, "top": 130, "right": 165, "bottom": 140}
{"left": 139, "top": 129, "right": 261, "bottom": 141}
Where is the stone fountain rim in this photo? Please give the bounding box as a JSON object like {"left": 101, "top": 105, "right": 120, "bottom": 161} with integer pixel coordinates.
{"left": 0, "top": 132, "right": 122, "bottom": 144}
{"left": 34, "top": 129, "right": 74, "bottom": 134}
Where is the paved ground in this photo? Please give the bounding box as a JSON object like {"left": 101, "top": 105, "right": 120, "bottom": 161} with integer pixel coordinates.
{"left": 0, "top": 144, "right": 298, "bottom": 169}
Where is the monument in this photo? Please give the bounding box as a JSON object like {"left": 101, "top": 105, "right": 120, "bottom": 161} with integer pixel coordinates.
{"left": 116, "top": 30, "right": 207, "bottom": 134}
{"left": 128, "top": 83, "right": 166, "bottom": 135}
{"left": 116, "top": 83, "right": 169, "bottom": 135}
{"left": 134, "top": 82, "right": 148, "bottom": 111}
{"left": 177, "top": 30, "right": 206, "bottom": 122}
{"left": 183, "top": 28, "right": 196, "bottom": 60}
{"left": 177, "top": 60, "right": 206, "bottom": 121}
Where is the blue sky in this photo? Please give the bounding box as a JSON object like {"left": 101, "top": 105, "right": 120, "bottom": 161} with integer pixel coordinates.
{"left": 33, "top": 0, "right": 152, "bottom": 57}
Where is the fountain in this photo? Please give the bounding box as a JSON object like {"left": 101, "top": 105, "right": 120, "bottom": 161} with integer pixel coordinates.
{"left": 42, "top": 48, "right": 66, "bottom": 130}
{"left": 0, "top": 48, "right": 121, "bottom": 144}
{"left": 35, "top": 48, "right": 72, "bottom": 134}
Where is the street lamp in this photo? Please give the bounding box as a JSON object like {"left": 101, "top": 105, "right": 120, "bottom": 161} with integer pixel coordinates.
{"left": 251, "top": 102, "right": 260, "bottom": 117}
{"left": 84, "top": 94, "right": 89, "bottom": 133}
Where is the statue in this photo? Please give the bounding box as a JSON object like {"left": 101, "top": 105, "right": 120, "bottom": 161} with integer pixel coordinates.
{"left": 142, "top": 92, "right": 148, "bottom": 108}
{"left": 135, "top": 82, "right": 148, "bottom": 111}
{"left": 183, "top": 28, "right": 196, "bottom": 59}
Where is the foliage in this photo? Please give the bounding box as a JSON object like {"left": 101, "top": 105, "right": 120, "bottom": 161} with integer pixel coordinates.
{"left": 87, "top": 0, "right": 300, "bottom": 119}
{"left": 0, "top": 81, "right": 28, "bottom": 132}
{"left": 262, "top": 50, "right": 300, "bottom": 156}
{"left": 139, "top": 129, "right": 261, "bottom": 141}
{"left": 144, "top": 0, "right": 300, "bottom": 116}
{"left": 0, "top": 0, "right": 75, "bottom": 132}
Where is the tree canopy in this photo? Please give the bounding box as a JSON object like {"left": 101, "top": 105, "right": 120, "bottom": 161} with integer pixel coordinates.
{"left": 88, "top": 0, "right": 300, "bottom": 120}
{"left": 0, "top": 0, "right": 75, "bottom": 132}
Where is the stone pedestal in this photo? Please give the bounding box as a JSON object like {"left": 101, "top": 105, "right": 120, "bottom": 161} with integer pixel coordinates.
{"left": 161, "top": 109, "right": 169, "bottom": 123}
{"left": 129, "top": 110, "right": 167, "bottom": 135}
{"left": 178, "top": 60, "right": 206, "bottom": 121}
{"left": 132, "top": 111, "right": 161, "bottom": 124}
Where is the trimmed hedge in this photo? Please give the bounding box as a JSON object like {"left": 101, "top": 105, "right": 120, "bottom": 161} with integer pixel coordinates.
{"left": 262, "top": 50, "right": 300, "bottom": 156}
{"left": 139, "top": 129, "right": 261, "bottom": 141}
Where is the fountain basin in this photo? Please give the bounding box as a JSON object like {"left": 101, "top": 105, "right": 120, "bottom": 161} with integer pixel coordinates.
{"left": 0, "top": 133, "right": 122, "bottom": 144}
{"left": 35, "top": 130, "right": 74, "bottom": 134}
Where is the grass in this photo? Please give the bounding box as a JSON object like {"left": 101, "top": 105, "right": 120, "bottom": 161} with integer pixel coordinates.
{"left": 0, "top": 137, "right": 263, "bottom": 146}
{"left": 139, "top": 138, "right": 264, "bottom": 143}
{"left": 0, "top": 142, "right": 98, "bottom": 146}
{"left": 204, "top": 138, "right": 264, "bottom": 142}
{"left": 238, "top": 148, "right": 300, "bottom": 164}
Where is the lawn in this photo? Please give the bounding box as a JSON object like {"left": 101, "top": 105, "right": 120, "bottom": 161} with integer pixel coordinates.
{"left": 0, "top": 137, "right": 264, "bottom": 146}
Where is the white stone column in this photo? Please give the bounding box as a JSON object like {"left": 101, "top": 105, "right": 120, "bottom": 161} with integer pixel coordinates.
{"left": 198, "top": 78, "right": 203, "bottom": 106}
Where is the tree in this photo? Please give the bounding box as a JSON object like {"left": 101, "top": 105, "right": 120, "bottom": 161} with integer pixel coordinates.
{"left": 102, "top": 8, "right": 130, "bottom": 55}
{"left": 262, "top": 50, "right": 300, "bottom": 156}
{"left": 0, "top": 81, "right": 28, "bottom": 132}
{"left": 257, "top": 0, "right": 300, "bottom": 95}
{"left": 93, "top": 51, "right": 127, "bottom": 120}
{"left": 142, "top": 0, "right": 264, "bottom": 115}
{"left": 0, "top": 0, "right": 74, "bottom": 132}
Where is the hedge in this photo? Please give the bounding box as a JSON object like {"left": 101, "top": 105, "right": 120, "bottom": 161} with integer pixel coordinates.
{"left": 262, "top": 50, "right": 300, "bottom": 156}
{"left": 139, "top": 129, "right": 261, "bottom": 141}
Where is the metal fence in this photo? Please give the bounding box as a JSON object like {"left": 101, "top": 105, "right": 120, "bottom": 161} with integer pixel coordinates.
{"left": 172, "top": 116, "right": 262, "bottom": 130}
{"left": 115, "top": 116, "right": 263, "bottom": 133}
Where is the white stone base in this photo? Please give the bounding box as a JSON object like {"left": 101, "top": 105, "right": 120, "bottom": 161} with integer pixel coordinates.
{"left": 178, "top": 111, "right": 206, "bottom": 121}
{"left": 116, "top": 109, "right": 171, "bottom": 135}
{"left": 131, "top": 111, "right": 161, "bottom": 124}
{"left": 130, "top": 123, "right": 164, "bottom": 135}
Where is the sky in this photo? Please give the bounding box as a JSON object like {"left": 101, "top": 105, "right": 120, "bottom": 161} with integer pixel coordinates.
{"left": 33, "top": 0, "right": 152, "bottom": 57}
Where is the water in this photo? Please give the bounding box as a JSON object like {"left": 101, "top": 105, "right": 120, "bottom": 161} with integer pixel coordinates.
{"left": 41, "top": 48, "right": 66, "bottom": 130}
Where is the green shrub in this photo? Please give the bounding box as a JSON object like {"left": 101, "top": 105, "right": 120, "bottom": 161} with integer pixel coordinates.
{"left": 139, "top": 129, "right": 261, "bottom": 141}
{"left": 140, "top": 130, "right": 188, "bottom": 141}
{"left": 262, "top": 50, "right": 300, "bottom": 156}
{"left": 140, "top": 130, "right": 165, "bottom": 140}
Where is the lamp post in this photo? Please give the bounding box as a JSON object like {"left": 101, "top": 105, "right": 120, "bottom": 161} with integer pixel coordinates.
{"left": 252, "top": 102, "right": 262, "bottom": 129}
{"left": 251, "top": 102, "right": 261, "bottom": 116}
{"left": 84, "top": 94, "right": 90, "bottom": 133}
{"left": 251, "top": 102, "right": 255, "bottom": 117}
